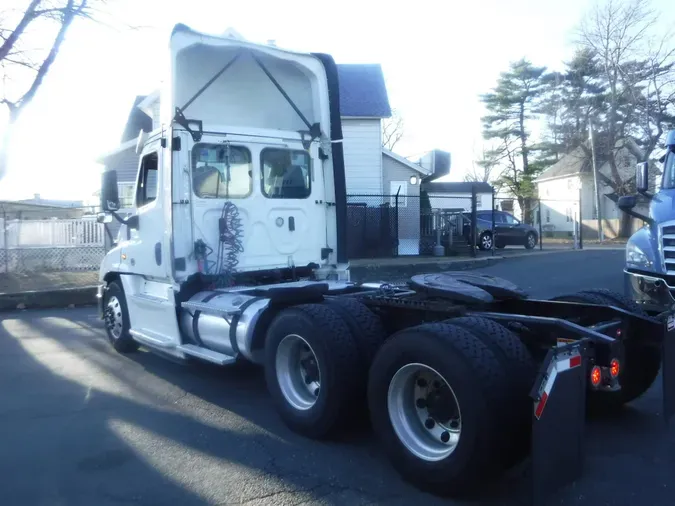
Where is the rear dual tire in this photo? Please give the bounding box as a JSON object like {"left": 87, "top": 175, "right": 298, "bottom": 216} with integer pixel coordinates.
{"left": 367, "top": 321, "right": 527, "bottom": 497}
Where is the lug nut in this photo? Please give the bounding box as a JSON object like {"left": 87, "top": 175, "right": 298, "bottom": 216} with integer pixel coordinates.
{"left": 425, "top": 418, "right": 435, "bottom": 429}
{"left": 450, "top": 419, "right": 460, "bottom": 430}
{"left": 440, "top": 431, "right": 450, "bottom": 443}
{"left": 416, "top": 398, "right": 426, "bottom": 409}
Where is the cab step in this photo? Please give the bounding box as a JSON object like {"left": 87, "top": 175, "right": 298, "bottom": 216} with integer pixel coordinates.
{"left": 176, "top": 344, "right": 237, "bottom": 365}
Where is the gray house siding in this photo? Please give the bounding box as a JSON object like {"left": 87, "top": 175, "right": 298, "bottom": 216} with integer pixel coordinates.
{"left": 382, "top": 153, "right": 421, "bottom": 255}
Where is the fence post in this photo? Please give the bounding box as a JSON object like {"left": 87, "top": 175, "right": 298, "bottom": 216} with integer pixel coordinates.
{"left": 578, "top": 188, "right": 583, "bottom": 250}
{"left": 2, "top": 209, "right": 7, "bottom": 274}
{"left": 394, "top": 188, "right": 400, "bottom": 257}
{"left": 538, "top": 199, "right": 543, "bottom": 251}
{"left": 491, "top": 187, "right": 495, "bottom": 257}
{"left": 471, "top": 185, "right": 477, "bottom": 258}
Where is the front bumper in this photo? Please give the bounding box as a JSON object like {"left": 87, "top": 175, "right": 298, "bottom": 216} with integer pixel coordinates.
{"left": 624, "top": 269, "right": 675, "bottom": 313}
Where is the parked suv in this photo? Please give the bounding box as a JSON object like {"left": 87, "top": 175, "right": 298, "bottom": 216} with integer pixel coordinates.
{"left": 463, "top": 210, "right": 539, "bottom": 250}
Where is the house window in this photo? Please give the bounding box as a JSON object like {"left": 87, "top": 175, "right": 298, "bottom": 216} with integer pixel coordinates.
{"left": 192, "top": 144, "right": 252, "bottom": 198}
{"left": 390, "top": 181, "right": 408, "bottom": 207}
{"left": 261, "top": 148, "right": 311, "bottom": 199}
{"left": 136, "top": 152, "right": 159, "bottom": 208}
{"left": 546, "top": 209, "right": 551, "bottom": 223}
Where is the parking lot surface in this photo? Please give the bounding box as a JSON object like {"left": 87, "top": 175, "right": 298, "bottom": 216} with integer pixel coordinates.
{"left": 1, "top": 250, "right": 673, "bottom": 506}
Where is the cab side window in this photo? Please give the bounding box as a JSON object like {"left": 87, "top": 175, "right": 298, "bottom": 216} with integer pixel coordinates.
{"left": 136, "top": 152, "right": 159, "bottom": 208}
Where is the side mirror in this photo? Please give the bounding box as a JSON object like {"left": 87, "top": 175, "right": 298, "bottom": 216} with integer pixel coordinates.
{"left": 96, "top": 212, "right": 113, "bottom": 224}
{"left": 636, "top": 162, "right": 649, "bottom": 193}
{"left": 618, "top": 195, "right": 637, "bottom": 210}
{"left": 101, "top": 170, "right": 120, "bottom": 211}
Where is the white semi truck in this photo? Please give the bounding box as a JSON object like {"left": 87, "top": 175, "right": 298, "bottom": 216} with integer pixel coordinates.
{"left": 96, "top": 24, "right": 675, "bottom": 504}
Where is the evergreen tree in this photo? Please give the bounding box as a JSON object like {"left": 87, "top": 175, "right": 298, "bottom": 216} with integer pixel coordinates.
{"left": 480, "top": 58, "right": 548, "bottom": 222}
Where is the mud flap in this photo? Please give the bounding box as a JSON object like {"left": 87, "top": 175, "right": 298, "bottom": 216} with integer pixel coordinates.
{"left": 662, "top": 313, "right": 675, "bottom": 424}
{"left": 530, "top": 340, "right": 589, "bottom": 506}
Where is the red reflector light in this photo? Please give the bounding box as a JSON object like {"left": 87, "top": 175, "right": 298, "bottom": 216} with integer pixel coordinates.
{"left": 590, "top": 366, "right": 602, "bottom": 386}
{"left": 535, "top": 391, "right": 548, "bottom": 419}
{"left": 569, "top": 355, "right": 582, "bottom": 368}
{"left": 610, "top": 358, "right": 620, "bottom": 377}
{"left": 616, "top": 328, "right": 622, "bottom": 337}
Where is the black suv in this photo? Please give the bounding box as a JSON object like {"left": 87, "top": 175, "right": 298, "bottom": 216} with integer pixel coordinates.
{"left": 463, "top": 210, "right": 539, "bottom": 250}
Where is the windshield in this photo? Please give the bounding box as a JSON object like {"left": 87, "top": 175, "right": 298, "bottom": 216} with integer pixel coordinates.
{"left": 662, "top": 150, "right": 675, "bottom": 190}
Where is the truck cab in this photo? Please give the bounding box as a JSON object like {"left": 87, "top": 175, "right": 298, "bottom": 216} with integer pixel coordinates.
{"left": 622, "top": 129, "right": 675, "bottom": 314}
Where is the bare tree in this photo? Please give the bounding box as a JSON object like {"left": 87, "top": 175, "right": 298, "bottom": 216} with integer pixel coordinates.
{"left": 0, "top": 0, "right": 118, "bottom": 180}
{"left": 382, "top": 108, "right": 405, "bottom": 151}
{"left": 465, "top": 145, "right": 501, "bottom": 183}
{"left": 577, "top": 0, "right": 663, "bottom": 191}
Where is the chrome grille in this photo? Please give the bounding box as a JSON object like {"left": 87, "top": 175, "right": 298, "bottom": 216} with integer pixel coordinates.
{"left": 662, "top": 223, "right": 675, "bottom": 274}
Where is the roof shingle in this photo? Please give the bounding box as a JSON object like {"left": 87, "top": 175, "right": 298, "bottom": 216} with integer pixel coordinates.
{"left": 336, "top": 64, "right": 391, "bottom": 118}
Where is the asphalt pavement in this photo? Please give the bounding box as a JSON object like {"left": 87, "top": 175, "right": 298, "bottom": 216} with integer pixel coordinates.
{"left": 1, "top": 249, "right": 672, "bottom": 506}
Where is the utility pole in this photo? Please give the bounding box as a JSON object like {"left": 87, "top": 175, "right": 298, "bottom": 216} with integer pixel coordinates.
{"left": 589, "top": 119, "right": 604, "bottom": 242}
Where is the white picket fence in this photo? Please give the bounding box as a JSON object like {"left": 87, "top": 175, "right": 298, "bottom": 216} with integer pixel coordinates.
{"left": 0, "top": 217, "right": 106, "bottom": 273}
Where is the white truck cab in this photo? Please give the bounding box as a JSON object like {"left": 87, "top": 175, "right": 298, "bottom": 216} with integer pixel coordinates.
{"left": 97, "top": 24, "right": 351, "bottom": 364}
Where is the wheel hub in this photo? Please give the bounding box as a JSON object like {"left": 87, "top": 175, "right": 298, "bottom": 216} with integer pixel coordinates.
{"left": 387, "top": 363, "right": 462, "bottom": 462}
{"left": 276, "top": 334, "right": 322, "bottom": 411}
{"left": 105, "top": 296, "right": 124, "bottom": 340}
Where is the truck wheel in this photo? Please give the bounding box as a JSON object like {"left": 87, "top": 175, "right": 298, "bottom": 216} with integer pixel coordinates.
{"left": 443, "top": 316, "right": 535, "bottom": 466}
{"left": 102, "top": 281, "right": 139, "bottom": 353}
{"left": 367, "top": 322, "right": 508, "bottom": 496}
{"left": 264, "top": 303, "right": 361, "bottom": 439}
{"left": 551, "top": 290, "right": 661, "bottom": 409}
{"left": 322, "top": 296, "right": 386, "bottom": 365}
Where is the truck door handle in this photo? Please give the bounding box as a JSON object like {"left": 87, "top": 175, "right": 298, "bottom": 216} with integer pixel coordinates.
{"left": 288, "top": 216, "right": 295, "bottom": 231}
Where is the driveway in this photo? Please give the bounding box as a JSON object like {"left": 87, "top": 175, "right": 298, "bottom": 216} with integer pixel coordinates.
{"left": 0, "top": 250, "right": 671, "bottom": 506}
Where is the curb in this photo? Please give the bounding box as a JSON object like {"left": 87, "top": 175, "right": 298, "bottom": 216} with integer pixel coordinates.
{"left": 0, "top": 286, "right": 99, "bottom": 312}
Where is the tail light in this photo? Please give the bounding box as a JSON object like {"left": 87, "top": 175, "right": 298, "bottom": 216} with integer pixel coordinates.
{"left": 590, "top": 366, "right": 602, "bottom": 387}
{"left": 610, "top": 358, "right": 620, "bottom": 378}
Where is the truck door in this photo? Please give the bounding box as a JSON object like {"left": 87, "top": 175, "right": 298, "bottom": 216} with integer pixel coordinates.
{"left": 120, "top": 138, "right": 170, "bottom": 281}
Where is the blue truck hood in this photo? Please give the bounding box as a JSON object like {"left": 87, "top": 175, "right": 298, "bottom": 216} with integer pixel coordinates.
{"left": 650, "top": 189, "right": 675, "bottom": 223}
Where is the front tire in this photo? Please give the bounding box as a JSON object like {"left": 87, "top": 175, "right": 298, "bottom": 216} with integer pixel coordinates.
{"left": 264, "top": 303, "right": 361, "bottom": 439}
{"left": 525, "top": 232, "right": 537, "bottom": 249}
{"left": 367, "top": 323, "right": 508, "bottom": 497}
{"left": 478, "top": 231, "right": 492, "bottom": 251}
{"left": 102, "top": 281, "right": 139, "bottom": 353}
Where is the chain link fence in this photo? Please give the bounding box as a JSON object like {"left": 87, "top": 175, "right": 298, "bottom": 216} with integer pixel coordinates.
{"left": 0, "top": 203, "right": 104, "bottom": 293}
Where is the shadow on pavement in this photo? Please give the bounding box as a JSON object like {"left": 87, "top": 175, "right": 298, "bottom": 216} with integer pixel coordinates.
{"left": 3, "top": 308, "right": 675, "bottom": 506}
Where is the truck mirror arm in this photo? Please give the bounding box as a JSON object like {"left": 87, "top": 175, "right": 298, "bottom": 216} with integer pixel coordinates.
{"left": 619, "top": 205, "right": 654, "bottom": 227}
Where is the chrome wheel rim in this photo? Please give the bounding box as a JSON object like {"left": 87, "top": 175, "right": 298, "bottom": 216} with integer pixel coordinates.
{"left": 528, "top": 234, "right": 536, "bottom": 247}
{"left": 104, "top": 296, "right": 124, "bottom": 340}
{"left": 482, "top": 234, "right": 492, "bottom": 249}
{"left": 276, "top": 334, "right": 321, "bottom": 411}
{"left": 387, "top": 363, "right": 461, "bottom": 462}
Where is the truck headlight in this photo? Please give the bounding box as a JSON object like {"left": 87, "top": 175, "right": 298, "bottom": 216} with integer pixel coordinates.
{"left": 626, "top": 242, "right": 652, "bottom": 268}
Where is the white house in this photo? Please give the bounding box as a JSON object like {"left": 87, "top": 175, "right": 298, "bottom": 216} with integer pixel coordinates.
{"left": 534, "top": 139, "right": 659, "bottom": 238}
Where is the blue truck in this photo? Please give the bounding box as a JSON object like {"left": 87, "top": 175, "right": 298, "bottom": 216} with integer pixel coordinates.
{"left": 621, "top": 130, "right": 675, "bottom": 314}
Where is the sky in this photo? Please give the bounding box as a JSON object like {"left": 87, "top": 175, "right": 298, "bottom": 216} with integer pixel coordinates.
{"left": 0, "top": 0, "right": 670, "bottom": 202}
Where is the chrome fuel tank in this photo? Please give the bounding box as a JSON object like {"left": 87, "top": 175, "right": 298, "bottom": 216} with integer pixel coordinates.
{"left": 180, "top": 290, "right": 270, "bottom": 363}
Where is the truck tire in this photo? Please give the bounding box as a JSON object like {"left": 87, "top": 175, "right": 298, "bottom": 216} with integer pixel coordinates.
{"left": 264, "top": 303, "right": 361, "bottom": 439}
{"left": 322, "top": 296, "right": 386, "bottom": 365}
{"left": 367, "top": 322, "right": 509, "bottom": 497}
{"left": 443, "top": 316, "right": 536, "bottom": 466}
{"left": 102, "top": 281, "right": 139, "bottom": 353}
{"left": 551, "top": 289, "right": 661, "bottom": 409}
